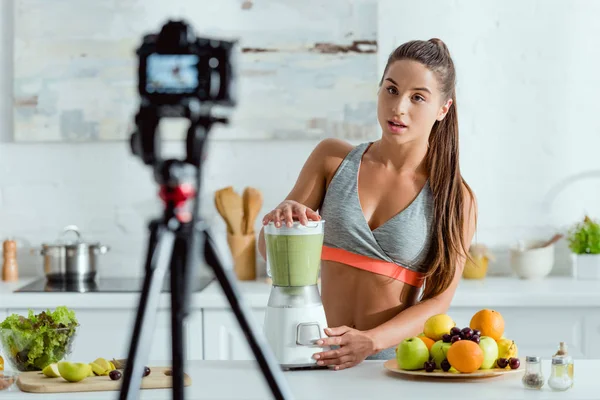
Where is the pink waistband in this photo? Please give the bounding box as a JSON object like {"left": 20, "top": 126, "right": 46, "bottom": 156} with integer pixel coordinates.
{"left": 321, "top": 245, "right": 425, "bottom": 288}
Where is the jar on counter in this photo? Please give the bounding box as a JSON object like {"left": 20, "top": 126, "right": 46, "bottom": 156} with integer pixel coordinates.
{"left": 1, "top": 239, "right": 18, "bottom": 282}
{"left": 548, "top": 356, "right": 573, "bottom": 391}
{"left": 522, "top": 356, "right": 544, "bottom": 389}
{"left": 553, "top": 342, "right": 574, "bottom": 387}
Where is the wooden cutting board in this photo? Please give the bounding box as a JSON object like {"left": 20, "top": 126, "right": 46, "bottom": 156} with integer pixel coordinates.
{"left": 16, "top": 366, "right": 192, "bottom": 393}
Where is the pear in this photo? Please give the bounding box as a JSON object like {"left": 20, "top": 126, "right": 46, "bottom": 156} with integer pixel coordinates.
{"left": 58, "top": 361, "right": 92, "bottom": 383}
{"left": 42, "top": 363, "right": 60, "bottom": 378}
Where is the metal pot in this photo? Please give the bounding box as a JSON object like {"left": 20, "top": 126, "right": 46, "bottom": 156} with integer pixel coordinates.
{"left": 37, "top": 225, "right": 110, "bottom": 283}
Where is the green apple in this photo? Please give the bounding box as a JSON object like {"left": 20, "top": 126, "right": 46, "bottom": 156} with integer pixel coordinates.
{"left": 396, "top": 337, "right": 430, "bottom": 370}
{"left": 58, "top": 361, "right": 92, "bottom": 383}
{"left": 478, "top": 336, "right": 499, "bottom": 369}
{"left": 42, "top": 363, "right": 60, "bottom": 378}
{"left": 430, "top": 340, "right": 452, "bottom": 367}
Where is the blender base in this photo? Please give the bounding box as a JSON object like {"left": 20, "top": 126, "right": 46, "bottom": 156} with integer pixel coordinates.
{"left": 263, "top": 286, "right": 332, "bottom": 369}
{"left": 282, "top": 364, "right": 330, "bottom": 371}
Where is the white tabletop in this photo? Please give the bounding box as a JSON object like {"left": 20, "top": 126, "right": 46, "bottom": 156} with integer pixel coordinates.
{"left": 2, "top": 359, "right": 594, "bottom": 399}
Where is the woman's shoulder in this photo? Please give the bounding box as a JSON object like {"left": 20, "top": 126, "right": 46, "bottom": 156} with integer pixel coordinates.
{"left": 313, "top": 138, "right": 354, "bottom": 157}
{"left": 312, "top": 138, "right": 359, "bottom": 172}
{"left": 312, "top": 139, "right": 371, "bottom": 189}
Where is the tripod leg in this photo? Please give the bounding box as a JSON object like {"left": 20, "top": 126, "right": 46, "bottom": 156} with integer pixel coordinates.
{"left": 170, "top": 225, "right": 194, "bottom": 400}
{"left": 119, "top": 220, "right": 176, "bottom": 400}
{"left": 202, "top": 225, "right": 294, "bottom": 400}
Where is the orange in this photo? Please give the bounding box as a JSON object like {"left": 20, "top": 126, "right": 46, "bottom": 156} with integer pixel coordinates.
{"left": 469, "top": 309, "right": 505, "bottom": 340}
{"left": 447, "top": 340, "right": 484, "bottom": 373}
{"left": 417, "top": 336, "right": 435, "bottom": 351}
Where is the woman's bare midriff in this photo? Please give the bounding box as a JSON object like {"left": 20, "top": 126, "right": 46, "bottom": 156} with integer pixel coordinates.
{"left": 320, "top": 259, "right": 420, "bottom": 331}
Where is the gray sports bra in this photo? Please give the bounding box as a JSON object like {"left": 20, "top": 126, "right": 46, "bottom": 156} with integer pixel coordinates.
{"left": 319, "top": 142, "right": 434, "bottom": 275}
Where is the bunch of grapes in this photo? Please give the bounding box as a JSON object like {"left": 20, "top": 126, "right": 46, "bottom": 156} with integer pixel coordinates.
{"left": 442, "top": 327, "right": 481, "bottom": 344}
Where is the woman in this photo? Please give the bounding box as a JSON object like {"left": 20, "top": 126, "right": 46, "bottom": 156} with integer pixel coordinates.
{"left": 258, "top": 38, "right": 477, "bottom": 370}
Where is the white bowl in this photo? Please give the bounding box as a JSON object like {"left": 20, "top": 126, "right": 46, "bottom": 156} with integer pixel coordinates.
{"left": 509, "top": 240, "right": 555, "bottom": 279}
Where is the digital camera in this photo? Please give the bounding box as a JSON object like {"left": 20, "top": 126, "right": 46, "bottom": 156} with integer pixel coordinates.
{"left": 136, "top": 19, "right": 237, "bottom": 108}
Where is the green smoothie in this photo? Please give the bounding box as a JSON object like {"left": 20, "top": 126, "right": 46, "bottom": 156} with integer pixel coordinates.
{"left": 265, "top": 233, "right": 324, "bottom": 287}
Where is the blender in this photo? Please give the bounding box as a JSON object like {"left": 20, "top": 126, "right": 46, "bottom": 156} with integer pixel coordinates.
{"left": 263, "top": 220, "right": 330, "bottom": 370}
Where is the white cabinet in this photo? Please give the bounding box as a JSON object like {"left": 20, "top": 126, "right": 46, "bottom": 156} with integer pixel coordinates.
{"left": 70, "top": 309, "right": 135, "bottom": 361}
{"left": 203, "top": 309, "right": 266, "bottom": 360}
{"left": 186, "top": 310, "right": 204, "bottom": 361}
{"left": 0, "top": 309, "right": 6, "bottom": 322}
{"left": 584, "top": 315, "right": 600, "bottom": 359}
{"left": 5, "top": 308, "right": 204, "bottom": 363}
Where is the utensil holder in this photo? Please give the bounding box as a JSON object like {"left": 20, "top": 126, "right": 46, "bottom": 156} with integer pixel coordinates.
{"left": 227, "top": 233, "right": 257, "bottom": 281}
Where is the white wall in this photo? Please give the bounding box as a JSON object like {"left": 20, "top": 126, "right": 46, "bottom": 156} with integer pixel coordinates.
{"left": 1, "top": 0, "right": 599, "bottom": 278}
{"left": 378, "top": 0, "right": 600, "bottom": 274}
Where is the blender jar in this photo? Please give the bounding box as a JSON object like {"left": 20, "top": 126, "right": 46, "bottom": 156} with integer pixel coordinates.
{"left": 264, "top": 221, "right": 324, "bottom": 287}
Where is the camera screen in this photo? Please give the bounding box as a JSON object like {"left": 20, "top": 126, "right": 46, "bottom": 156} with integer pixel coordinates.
{"left": 145, "top": 54, "right": 199, "bottom": 94}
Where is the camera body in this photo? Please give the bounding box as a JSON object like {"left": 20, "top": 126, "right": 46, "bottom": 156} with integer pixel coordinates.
{"left": 137, "top": 19, "right": 237, "bottom": 108}
{"left": 131, "top": 19, "right": 237, "bottom": 167}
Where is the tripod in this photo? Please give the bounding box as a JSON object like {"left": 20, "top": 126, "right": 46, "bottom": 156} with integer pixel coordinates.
{"left": 118, "top": 108, "right": 294, "bottom": 400}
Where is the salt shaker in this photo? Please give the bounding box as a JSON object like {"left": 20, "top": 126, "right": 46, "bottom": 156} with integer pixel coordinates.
{"left": 522, "top": 356, "right": 544, "bottom": 389}
{"left": 2, "top": 239, "right": 18, "bottom": 282}
{"left": 548, "top": 356, "right": 573, "bottom": 391}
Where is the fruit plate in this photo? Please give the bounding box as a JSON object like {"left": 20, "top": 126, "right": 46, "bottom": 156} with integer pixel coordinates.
{"left": 383, "top": 359, "right": 524, "bottom": 379}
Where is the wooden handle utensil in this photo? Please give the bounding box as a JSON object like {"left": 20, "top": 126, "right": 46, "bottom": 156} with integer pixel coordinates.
{"left": 242, "top": 187, "right": 263, "bottom": 235}
{"left": 214, "top": 186, "right": 263, "bottom": 280}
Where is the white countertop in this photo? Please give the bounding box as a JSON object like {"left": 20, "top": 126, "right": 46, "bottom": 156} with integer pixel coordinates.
{"left": 2, "top": 275, "right": 600, "bottom": 309}
{"left": 1, "top": 359, "right": 595, "bottom": 399}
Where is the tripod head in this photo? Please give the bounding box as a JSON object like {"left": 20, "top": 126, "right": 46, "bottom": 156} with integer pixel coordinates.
{"left": 129, "top": 19, "right": 238, "bottom": 222}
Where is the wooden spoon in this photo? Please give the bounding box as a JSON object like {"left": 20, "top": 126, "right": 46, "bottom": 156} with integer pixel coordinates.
{"left": 242, "top": 187, "right": 263, "bottom": 234}
{"left": 218, "top": 188, "right": 244, "bottom": 235}
{"left": 529, "top": 233, "right": 564, "bottom": 250}
{"left": 214, "top": 187, "right": 236, "bottom": 234}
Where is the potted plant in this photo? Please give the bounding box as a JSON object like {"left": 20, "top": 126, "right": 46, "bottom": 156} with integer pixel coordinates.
{"left": 567, "top": 216, "right": 600, "bottom": 280}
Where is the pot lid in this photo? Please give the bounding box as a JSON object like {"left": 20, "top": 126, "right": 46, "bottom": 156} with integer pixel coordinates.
{"left": 43, "top": 225, "right": 102, "bottom": 248}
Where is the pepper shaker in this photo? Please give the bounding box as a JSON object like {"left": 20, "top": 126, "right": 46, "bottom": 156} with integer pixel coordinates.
{"left": 522, "top": 356, "right": 544, "bottom": 389}
{"left": 2, "top": 239, "right": 18, "bottom": 282}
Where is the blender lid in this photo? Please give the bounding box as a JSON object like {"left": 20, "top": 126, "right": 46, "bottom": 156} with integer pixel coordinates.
{"left": 265, "top": 220, "right": 324, "bottom": 227}
{"left": 264, "top": 220, "right": 325, "bottom": 235}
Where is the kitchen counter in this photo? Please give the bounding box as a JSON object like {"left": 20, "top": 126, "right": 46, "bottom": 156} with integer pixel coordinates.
{"left": 2, "top": 275, "right": 600, "bottom": 309}
{"left": 1, "top": 359, "right": 595, "bottom": 399}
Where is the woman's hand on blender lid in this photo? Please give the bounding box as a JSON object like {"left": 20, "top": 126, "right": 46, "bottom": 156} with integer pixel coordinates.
{"left": 262, "top": 200, "right": 320, "bottom": 227}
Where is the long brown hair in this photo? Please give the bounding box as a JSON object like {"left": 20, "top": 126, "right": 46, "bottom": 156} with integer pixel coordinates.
{"left": 380, "top": 38, "right": 476, "bottom": 300}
